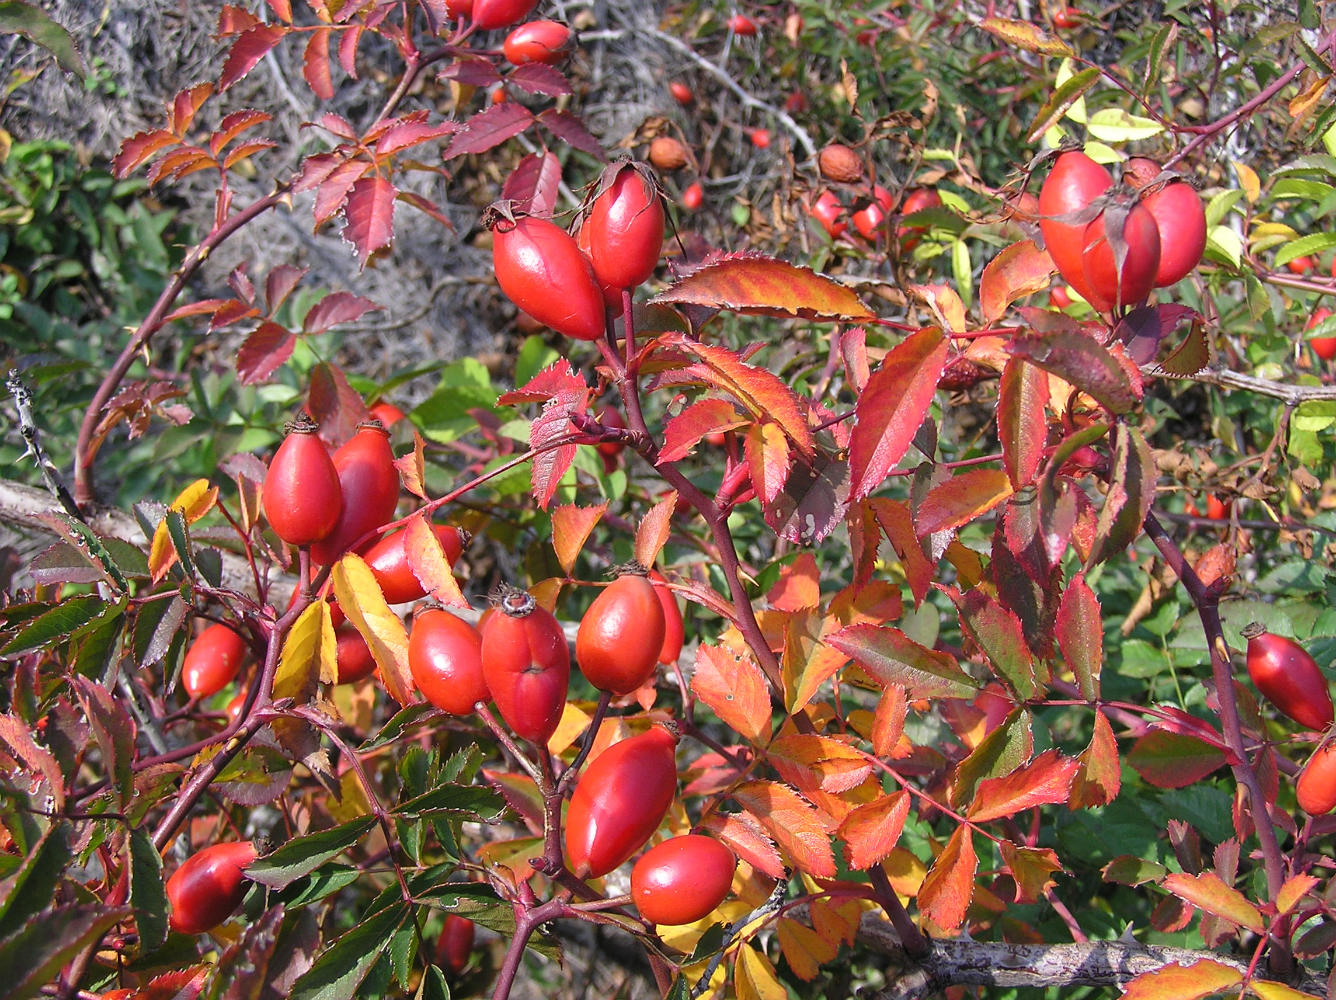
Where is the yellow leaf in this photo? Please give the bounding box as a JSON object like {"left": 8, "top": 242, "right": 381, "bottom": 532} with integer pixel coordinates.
{"left": 1161, "top": 872, "right": 1264, "bottom": 933}
{"left": 1251, "top": 980, "right": 1326, "bottom": 1000}
{"left": 1086, "top": 107, "right": 1165, "bottom": 142}
{"left": 546, "top": 700, "right": 592, "bottom": 757}
{"left": 404, "top": 514, "right": 467, "bottom": 608}
{"left": 776, "top": 918, "right": 838, "bottom": 981}
{"left": 149, "top": 478, "right": 218, "bottom": 582}
{"left": 1234, "top": 161, "right": 1261, "bottom": 203}
{"left": 735, "top": 945, "right": 786, "bottom": 1000}
{"left": 332, "top": 553, "right": 413, "bottom": 704}
{"left": 1287, "top": 74, "right": 1330, "bottom": 124}
{"left": 881, "top": 847, "right": 926, "bottom": 901}
{"left": 328, "top": 767, "right": 372, "bottom": 823}
{"left": 274, "top": 601, "right": 336, "bottom": 703}
{"left": 1275, "top": 874, "right": 1319, "bottom": 916}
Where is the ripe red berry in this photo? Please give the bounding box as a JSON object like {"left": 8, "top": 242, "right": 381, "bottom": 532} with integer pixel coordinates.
{"left": 669, "top": 81, "right": 693, "bottom": 105}
{"left": 183, "top": 623, "right": 248, "bottom": 700}
{"left": 1079, "top": 198, "right": 1161, "bottom": 312}
{"left": 410, "top": 609, "right": 490, "bottom": 716}
{"left": 1244, "top": 623, "right": 1334, "bottom": 732}
{"left": 565, "top": 726, "right": 678, "bottom": 877}
{"left": 502, "top": 20, "right": 571, "bottom": 65}
{"left": 365, "top": 522, "right": 467, "bottom": 604}
{"left": 310, "top": 422, "right": 400, "bottom": 566}
{"left": 335, "top": 625, "right": 377, "bottom": 683}
{"left": 166, "top": 841, "right": 257, "bottom": 934}
{"left": 480, "top": 588, "right": 570, "bottom": 744}
{"left": 263, "top": 416, "right": 343, "bottom": 547}
{"left": 1039, "top": 150, "right": 1113, "bottom": 305}
{"left": 576, "top": 570, "right": 666, "bottom": 695}
{"left": 727, "top": 13, "right": 758, "bottom": 35}
{"left": 1307, "top": 306, "right": 1336, "bottom": 361}
{"left": 491, "top": 214, "right": 607, "bottom": 341}
{"left": 1287, "top": 255, "right": 1315, "bottom": 275}
{"left": 809, "top": 189, "right": 847, "bottom": 239}
{"left": 749, "top": 128, "right": 771, "bottom": 149}
{"left": 1297, "top": 740, "right": 1336, "bottom": 815}
{"left": 631, "top": 834, "right": 736, "bottom": 925}
{"left": 682, "top": 181, "right": 704, "bottom": 211}
{"left": 897, "top": 187, "right": 942, "bottom": 250}
{"left": 1050, "top": 285, "right": 1073, "bottom": 309}
{"left": 584, "top": 162, "right": 666, "bottom": 291}
{"left": 437, "top": 914, "right": 476, "bottom": 976}
{"left": 470, "top": 0, "right": 536, "bottom": 30}
{"left": 368, "top": 401, "right": 406, "bottom": 427}
{"left": 649, "top": 570, "right": 684, "bottom": 665}
{"left": 1053, "top": 6, "right": 1080, "bottom": 28}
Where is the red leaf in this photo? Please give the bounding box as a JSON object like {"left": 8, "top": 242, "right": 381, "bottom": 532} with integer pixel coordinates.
{"left": 653, "top": 252, "right": 873, "bottom": 322}
{"left": 317, "top": 112, "right": 358, "bottom": 141}
{"left": 438, "top": 57, "right": 501, "bottom": 87}
{"left": 848, "top": 326, "right": 949, "bottom": 499}
{"left": 264, "top": 265, "right": 307, "bottom": 314}
{"left": 967, "top": 748, "right": 1079, "bottom": 822}
{"left": 312, "top": 159, "right": 370, "bottom": 230}
{"left": 700, "top": 810, "right": 784, "bottom": 879}
{"left": 1008, "top": 328, "right": 1143, "bottom": 416}
{"left": 337, "top": 24, "right": 363, "bottom": 78}
{"left": 837, "top": 789, "right": 910, "bottom": 870}
{"left": 1086, "top": 422, "right": 1154, "bottom": 567}
{"left": 529, "top": 396, "right": 583, "bottom": 510}
{"left": 343, "top": 175, "right": 397, "bottom": 266}
{"left": 947, "top": 585, "right": 1037, "bottom": 700}
{"left": 209, "top": 109, "right": 272, "bottom": 157}
{"left": 536, "top": 109, "right": 605, "bottom": 159}
{"left": 307, "top": 362, "right": 367, "bottom": 445}
{"left": 220, "top": 25, "right": 286, "bottom": 92}
{"left": 507, "top": 62, "right": 573, "bottom": 97}
{"left": 497, "top": 359, "right": 588, "bottom": 407}
{"left": 1055, "top": 572, "right": 1101, "bottom": 700}
{"left": 375, "top": 114, "right": 459, "bottom": 155}
{"left": 223, "top": 138, "right": 276, "bottom": 171}
{"left": 662, "top": 333, "right": 814, "bottom": 455}
{"left": 659, "top": 399, "right": 744, "bottom": 462}
{"left": 868, "top": 499, "right": 934, "bottom": 605}
{"left": 502, "top": 152, "right": 562, "bottom": 218}
{"left": 303, "top": 27, "right": 334, "bottom": 100}
{"left": 916, "top": 468, "right": 1015, "bottom": 538}
{"left": 979, "top": 239, "right": 1054, "bottom": 324}
{"left": 634, "top": 493, "right": 676, "bottom": 570}
{"left": 827, "top": 622, "right": 977, "bottom": 699}
{"left": 169, "top": 84, "right": 215, "bottom": 136}
{"left": 236, "top": 321, "right": 295, "bottom": 384}
{"left": 1070, "top": 708, "right": 1120, "bottom": 808}
{"left": 917, "top": 824, "right": 976, "bottom": 932}
{"left": 998, "top": 358, "right": 1048, "bottom": 489}
{"left": 114, "top": 129, "right": 177, "bottom": 177}
{"left": 405, "top": 514, "right": 467, "bottom": 608}
{"left": 303, "top": 290, "right": 381, "bottom": 334}
{"left": 690, "top": 644, "right": 772, "bottom": 742}
{"left": 147, "top": 148, "right": 215, "bottom": 187}
{"left": 218, "top": 5, "right": 260, "bottom": 34}
{"left": 443, "top": 103, "right": 534, "bottom": 161}
{"left": 733, "top": 780, "right": 836, "bottom": 878}
{"left": 1127, "top": 731, "right": 1226, "bottom": 789}
{"left": 209, "top": 299, "right": 260, "bottom": 330}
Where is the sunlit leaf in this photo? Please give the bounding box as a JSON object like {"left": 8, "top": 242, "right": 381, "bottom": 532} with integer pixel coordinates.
{"left": 653, "top": 252, "right": 873, "bottom": 322}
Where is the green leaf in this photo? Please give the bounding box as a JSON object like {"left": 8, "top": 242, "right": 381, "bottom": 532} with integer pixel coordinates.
{"left": 166, "top": 508, "right": 195, "bottom": 581}
{"left": 388, "top": 920, "right": 416, "bottom": 988}
{"left": 129, "top": 828, "right": 168, "bottom": 955}
{"left": 417, "top": 966, "right": 450, "bottom": 1000}
{"left": 277, "top": 866, "right": 362, "bottom": 908}
{"left": 246, "top": 817, "right": 378, "bottom": 890}
{"left": 0, "top": 595, "right": 107, "bottom": 655}
{"left": 952, "top": 708, "right": 1032, "bottom": 807}
{"left": 359, "top": 703, "right": 439, "bottom": 751}
{"left": 0, "top": 822, "right": 70, "bottom": 939}
{"left": 0, "top": 2, "right": 85, "bottom": 79}
{"left": 1273, "top": 232, "right": 1336, "bottom": 268}
{"left": 288, "top": 902, "right": 409, "bottom": 1000}
{"left": 392, "top": 783, "right": 506, "bottom": 822}
{"left": 0, "top": 902, "right": 131, "bottom": 1000}
{"left": 1025, "top": 65, "right": 1099, "bottom": 143}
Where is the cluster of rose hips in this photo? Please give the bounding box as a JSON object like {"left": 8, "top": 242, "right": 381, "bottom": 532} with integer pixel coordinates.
{"left": 1037, "top": 149, "right": 1207, "bottom": 312}
{"left": 806, "top": 142, "right": 942, "bottom": 247}
{"left": 1243, "top": 625, "right": 1336, "bottom": 816}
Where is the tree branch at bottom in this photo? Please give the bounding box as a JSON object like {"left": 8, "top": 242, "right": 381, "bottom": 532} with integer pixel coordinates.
{"left": 851, "top": 914, "right": 1329, "bottom": 998}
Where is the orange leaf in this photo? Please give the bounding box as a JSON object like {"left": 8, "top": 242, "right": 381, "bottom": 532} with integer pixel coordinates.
{"left": 653, "top": 252, "right": 874, "bottom": 322}
{"left": 871, "top": 684, "right": 908, "bottom": 758}
{"left": 837, "top": 790, "right": 910, "bottom": 870}
{"left": 999, "top": 842, "right": 1063, "bottom": 903}
{"left": 745, "top": 422, "right": 791, "bottom": 506}
{"left": 332, "top": 553, "right": 413, "bottom": 704}
{"left": 658, "top": 398, "right": 744, "bottom": 462}
{"left": 998, "top": 358, "right": 1048, "bottom": 488}
{"left": 393, "top": 432, "right": 427, "bottom": 500}
{"left": 808, "top": 896, "right": 862, "bottom": 948}
{"left": 848, "top": 327, "right": 949, "bottom": 500}
{"left": 699, "top": 810, "right": 784, "bottom": 878}
{"left": 968, "top": 749, "right": 1079, "bottom": 822}
{"left": 1118, "top": 959, "right": 1242, "bottom": 1000}
{"left": 733, "top": 780, "right": 836, "bottom": 878}
{"left": 1161, "top": 872, "right": 1264, "bottom": 933}
{"left": 405, "top": 514, "right": 466, "bottom": 608}
{"left": 915, "top": 467, "right": 1015, "bottom": 538}
{"left": 149, "top": 478, "right": 218, "bottom": 583}
{"left": 690, "top": 644, "right": 773, "bottom": 742}
{"left": 980, "top": 240, "right": 1054, "bottom": 324}
{"left": 768, "top": 553, "right": 820, "bottom": 611}
{"left": 1276, "top": 874, "right": 1320, "bottom": 916}
{"left": 768, "top": 733, "right": 873, "bottom": 797}
{"left": 634, "top": 493, "right": 676, "bottom": 569}
{"left": 781, "top": 611, "right": 847, "bottom": 714}
{"left": 1070, "top": 709, "right": 1121, "bottom": 808}
{"left": 868, "top": 499, "right": 935, "bottom": 605}
{"left": 551, "top": 503, "right": 607, "bottom": 575}
{"left": 828, "top": 623, "right": 977, "bottom": 699}
{"left": 776, "top": 917, "right": 838, "bottom": 981}
{"left": 663, "top": 334, "right": 814, "bottom": 456}
{"left": 916, "top": 824, "right": 976, "bottom": 932}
